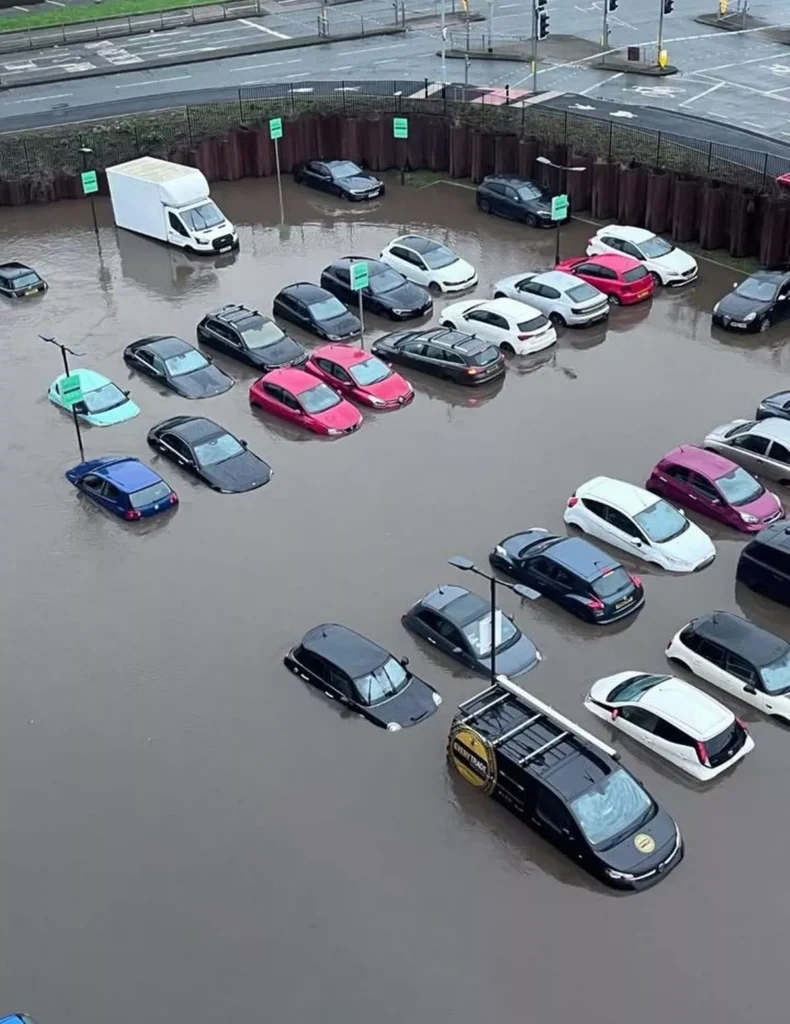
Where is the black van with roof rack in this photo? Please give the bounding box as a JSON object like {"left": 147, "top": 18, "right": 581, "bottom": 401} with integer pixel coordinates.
{"left": 448, "top": 675, "right": 682, "bottom": 890}
{"left": 737, "top": 519, "right": 790, "bottom": 607}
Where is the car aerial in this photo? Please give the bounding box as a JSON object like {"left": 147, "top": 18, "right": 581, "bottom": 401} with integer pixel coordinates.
{"left": 123, "top": 336, "right": 234, "bottom": 399}
{"left": 584, "top": 671, "right": 753, "bottom": 780}
{"left": 737, "top": 519, "right": 790, "bottom": 607}
{"left": 147, "top": 415, "right": 272, "bottom": 493}
{"left": 319, "top": 257, "right": 432, "bottom": 320}
{"left": 379, "top": 235, "right": 477, "bottom": 293}
{"left": 646, "top": 444, "right": 783, "bottom": 533}
{"left": 371, "top": 327, "right": 505, "bottom": 386}
{"left": 48, "top": 368, "right": 139, "bottom": 426}
{"left": 284, "top": 623, "right": 441, "bottom": 730}
{"left": 65, "top": 456, "right": 178, "bottom": 520}
{"left": 402, "top": 584, "right": 540, "bottom": 678}
{"left": 475, "top": 174, "right": 566, "bottom": 227}
{"left": 712, "top": 270, "right": 790, "bottom": 333}
{"left": 439, "top": 297, "right": 557, "bottom": 356}
{"left": 564, "top": 476, "right": 716, "bottom": 573}
{"left": 702, "top": 417, "right": 790, "bottom": 485}
{"left": 489, "top": 528, "right": 644, "bottom": 624}
{"left": 273, "top": 282, "right": 360, "bottom": 342}
{"left": 249, "top": 367, "right": 362, "bottom": 436}
{"left": 756, "top": 391, "right": 790, "bottom": 421}
{"left": 586, "top": 225, "right": 698, "bottom": 287}
{"left": 666, "top": 611, "right": 790, "bottom": 724}
{"left": 293, "top": 159, "right": 384, "bottom": 201}
{"left": 493, "top": 269, "right": 610, "bottom": 327}
{"left": 196, "top": 303, "right": 307, "bottom": 371}
{"left": 305, "top": 344, "right": 413, "bottom": 409}
{"left": 449, "top": 675, "right": 682, "bottom": 890}
{"left": 0, "top": 261, "right": 47, "bottom": 297}
{"left": 556, "top": 254, "right": 654, "bottom": 305}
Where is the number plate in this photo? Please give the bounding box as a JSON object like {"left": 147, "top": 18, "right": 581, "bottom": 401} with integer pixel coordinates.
{"left": 25, "top": 288, "right": 37, "bottom": 295}
{"left": 616, "top": 597, "right": 632, "bottom": 610}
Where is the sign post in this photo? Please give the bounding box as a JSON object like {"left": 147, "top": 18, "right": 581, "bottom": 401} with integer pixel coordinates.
{"left": 350, "top": 260, "right": 369, "bottom": 342}
{"left": 79, "top": 147, "right": 101, "bottom": 252}
{"left": 550, "top": 193, "right": 569, "bottom": 266}
{"left": 269, "top": 117, "right": 284, "bottom": 224}
{"left": 39, "top": 335, "right": 86, "bottom": 461}
{"left": 393, "top": 117, "right": 408, "bottom": 186}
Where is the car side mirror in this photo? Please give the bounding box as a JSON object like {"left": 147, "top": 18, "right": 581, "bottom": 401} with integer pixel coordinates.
{"left": 123, "top": 389, "right": 131, "bottom": 397}
{"left": 744, "top": 684, "right": 757, "bottom": 694}
{"left": 732, "top": 281, "right": 738, "bottom": 288}
{"left": 710, "top": 498, "right": 720, "bottom": 505}
{"left": 239, "top": 438, "right": 248, "bottom": 447}
{"left": 400, "top": 656, "right": 410, "bottom": 667}
{"left": 451, "top": 646, "right": 463, "bottom": 656}
{"left": 632, "top": 538, "right": 642, "bottom": 547}
{"left": 73, "top": 401, "right": 87, "bottom": 415}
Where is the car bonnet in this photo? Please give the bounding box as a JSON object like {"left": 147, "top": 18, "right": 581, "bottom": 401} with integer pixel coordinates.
{"left": 175, "top": 365, "right": 232, "bottom": 397}
{"left": 595, "top": 806, "right": 678, "bottom": 876}
{"left": 201, "top": 449, "right": 271, "bottom": 491}
{"left": 366, "top": 675, "right": 439, "bottom": 728}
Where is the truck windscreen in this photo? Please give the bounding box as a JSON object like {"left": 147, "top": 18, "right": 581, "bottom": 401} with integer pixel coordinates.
{"left": 181, "top": 202, "right": 224, "bottom": 231}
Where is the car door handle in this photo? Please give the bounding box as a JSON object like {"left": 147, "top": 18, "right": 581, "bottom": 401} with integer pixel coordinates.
{"left": 427, "top": 636, "right": 436, "bottom": 645}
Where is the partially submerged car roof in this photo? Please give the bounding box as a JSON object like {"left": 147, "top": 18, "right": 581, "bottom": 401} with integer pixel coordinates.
{"left": 301, "top": 623, "right": 388, "bottom": 678}
{"left": 688, "top": 611, "right": 788, "bottom": 667}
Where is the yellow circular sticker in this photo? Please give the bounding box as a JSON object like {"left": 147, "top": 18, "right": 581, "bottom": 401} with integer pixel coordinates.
{"left": 448, "top": 725, "right": 497, "bottom": 795}
{"left": 634, "top": 833, "right": 656, "bottom": 855}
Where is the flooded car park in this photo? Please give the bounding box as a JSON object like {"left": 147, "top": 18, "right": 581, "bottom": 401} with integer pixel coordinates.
{"left": 4, "top": 176, "right": 790, "bottom": 1024}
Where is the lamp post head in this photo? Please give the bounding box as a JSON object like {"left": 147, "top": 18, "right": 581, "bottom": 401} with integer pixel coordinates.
{"left": 568, "top": 165, "right": 587, "bottom": 173}
{"left": 535, "top": 155, "right": 552, "bottom": 166}
{"left": 79, "top": 146, "right": 93, "bottom": 155}
{"left": 448, "top": 555, "right": 475, "bottom": 571}
{"left": 513, "top": 583, "right": 542, "bottom": 601}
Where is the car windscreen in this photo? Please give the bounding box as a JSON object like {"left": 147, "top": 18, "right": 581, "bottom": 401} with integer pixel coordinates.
{"left": 567, "top": 283, "right": 600, "bottom": 303}
{"left": 83, "top": 383, "right": 128, "bottom": 413}
{"left": 238, "top": 317, "right": 286, "bottom": 349}
{"left": 129, "top": 481, "right": 172, "bottom": 509}
{"left": 349, "top": 356, "right": 390, "bottom": 386}
{"left": 330, "top": 161, "right": 362, "bottom": 179}
{"left": 516, "top": 184, "right": 542, "bottom": 201}
{"left": 354, "top": 657, "right": 409, "bottom": 705}
{"left": 607, "top": 673, "right": 667, "bottom": 702}
{"left": 591, "top": 567, "right": 632, "bottom": 599}
{"left": 571, "top": 769, "right": 654, "bottom": 848}
{"left": 639, "top": 235, "right": 674, "bottom": 258}
{"left": 181, "top": 201, "right": 224, "bottom": 231}
{"left": 623, "top": 266, "right": 649, "bottom": 283}
{"left": 634, "top": 499, "right": 688, "bottom": 543}
{"left": 369, "top": 267, "right": 407, "bottom": 294}
{"left": 12, "top": 271, "right": 41, "bottom": 288}
{"left": 165, "top": 350, "right": 209, "bottom": 377}
{"left": 194, "top": 433, "right": 244, "bottom": 466}
{"left": 462, "top": 610, "right": 517, "bottom": 658}
{"left": 300, "top": 382, "right": 341, "bottom": 414}
{"left": 518, "top": 314, "right": 549, "bottom": 332}
{"left": 724, "top": 420, "right": 757, "bottom": 439}
{"left": 309, "top": 296, "right": 348, "bottom": 320}
{"left": 714, "top": 466, "right": 763, "bottom": 506}
{"left": 468, "top": 346, "right": 500, "bottom": 366}
{"left": 735, "top": 278, "right": 778, "bottom": 302}
{"left": 421, "top": 245, "right": 458, "bottom": 269}
{"left": 759, "top": 648, "right": 790, "bottom": 694}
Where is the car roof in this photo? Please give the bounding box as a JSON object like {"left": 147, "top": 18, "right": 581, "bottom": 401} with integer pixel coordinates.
{"left": 576, "top": 476, "right": 656, "bottom": 514}
{"left": 331, "top": 257, "right": 389, "bottom": 275}
{"left": 280, "top": 282, "right": 330, "bottom": 302}
{"left": 530, "top": 269, "right": 579, "bottom": 291}
{"left": 660, "top": 444, "right": 736, "bottom": 478}
{"left": 0, "top": 261, "right": 36, "bottom": 277}
{"left": 301, "top": 623, "right": 388, "bottom": 678}
{"left": 421, "top": 327, "right": 489, "bottom": 355}
{"left": 598, "top": 225, "right": 654, "bottom": 243}
{"left": 394, "top": 234, "right": 440, "bottom": 253}
{"left": 211, "top": 303, "right": 257, "bottom": 323}
{"left": 60, "top": 368, "right": 110, "bottom": 392}
{"left": 139, "top": 335, "right": 191, "bottom": 357}
{"left": 745, "top": 271, "right": 787, "bottom": 284}
{"left": 102, "top": 458, "right": 162, "bottom": 492}
{"left": 545, "top": 536, "right": 619, "bottom": 579}
{"left": 262, "top": 367, "right": 320, "bottom": 393}
{"left": 581, "top": 253, "right": 640, "bottom": 272}
{"left": 482, "top": 174, "right": 540, "bottom": 187}
{"left": 637, "top": 676, "right": 732, "bottom": 740}
{"left": 312, "top": 343, "right": 371, "bottom": 368}
{"left": 745, "top": 417, "right": 790, "bottom": 443}
{"left": 690, "top": 611, "right": 788, "bottom": 667}
{"left": 751, "top": 519, "right": 790, "bottom": 551}
{"left": 326, "top": 159, "right": 359, "bottom": 169}
{"left": 477, "top": 297, "right": 540, "bottom": 320}
{"left": 169, "top": 416, "right": 224, "bottom": 443}
{"left": 421, "top": 585, "right": 488, "bottom": 625}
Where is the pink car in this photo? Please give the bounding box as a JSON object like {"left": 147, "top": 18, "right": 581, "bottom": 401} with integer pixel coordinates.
{"left": 646, "top": 444, "right": 784, "bottom": 532}
{"left": 249, "top": 367, "right": 362, "bottom": 437}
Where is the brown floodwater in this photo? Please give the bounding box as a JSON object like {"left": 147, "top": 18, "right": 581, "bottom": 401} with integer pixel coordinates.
{"left": 3, "top": 177, "right": 790, "bottom": 1024}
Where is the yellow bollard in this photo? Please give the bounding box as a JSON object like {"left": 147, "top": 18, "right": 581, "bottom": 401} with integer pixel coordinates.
{"left": 658, "top": 49, "right": 668, "bottom": 68}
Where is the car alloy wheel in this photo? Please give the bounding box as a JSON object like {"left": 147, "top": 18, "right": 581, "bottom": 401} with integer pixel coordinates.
{"left": 759, "top": 316, "right": 771, "bottom": 333}
{"left": 440, "top": 321, "right": 456, "bottom": 330}
{"left": 650, "top": 271, "right": 662, "bottom": 287}
{"left": 526, "top": 214, "right": 538, "bottom": 228}
{"left": 549, "top": 312, "right": 566, "bottom": 327}
{"left": 608, "top": 294, "right": 620, "bottom": 305}
{"left": 479, "top": 198, "right": 491, "bottom": 214}
{"left": 500, "top": 342, "right": 515, "bottom": 355}
{"left": 429, "top": 282, "right": 442, "bottom": 295}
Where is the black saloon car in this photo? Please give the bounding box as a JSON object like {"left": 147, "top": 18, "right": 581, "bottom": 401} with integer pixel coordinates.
{"left": 756, "top": 391, "right": 790, "bottom": 421}
{"left": 147, "top": 415, "right": 271, "bottom": 493}
{"left": 402, "top": 584, "right": 540, "bottom": 678}
{"left": 284, "top": 623, "right": 441, "bottom": 730}
{"left": 475, "top": 174, "right": 566, "bottom": 227}
{"left": 0, "top": 261, "right": 47, "bottom": 297}
{"left": 371, "top": 327, "right": 505, "bottom": 386}
{"left": 293, "top": 159, "right": 384, "bottom": 201}
{"left": 712, "top": 271, "right": 790, "bottom": 333}
{"left": 196, "top": 303, "right": 307, "bottom": 371}
{"left": 124, "top": 336, "right": 234, "bottom": 399}
{"left": 273, "top": 282, "right": 361, "bottom": 342}
{"left": 737, "top": 520, "right": 790, "bottom": 607}
{"left": 320, "top": 257, "right": 432, "bottom": 320}
{"left": 490, "top": 529, "right": 644, "bottom": 624}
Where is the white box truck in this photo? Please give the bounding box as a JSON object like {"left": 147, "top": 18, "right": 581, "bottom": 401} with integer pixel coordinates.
{"left": 106, "top": 156, "right": 239, "bottom": 255}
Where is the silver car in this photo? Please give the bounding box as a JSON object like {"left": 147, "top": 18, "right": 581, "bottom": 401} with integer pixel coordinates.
{"left": 703, "top": 418, "right": 790, "bottom": 484}
{"left": 494, "top": 270, "right": 610, "bottom": 327}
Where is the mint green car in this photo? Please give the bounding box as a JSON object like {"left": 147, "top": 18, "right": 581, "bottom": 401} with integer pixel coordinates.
{"left": 48, "top": 368, "right": 140, "bottom": 427}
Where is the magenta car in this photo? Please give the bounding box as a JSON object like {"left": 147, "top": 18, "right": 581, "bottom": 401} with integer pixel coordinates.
{"left": 646, "top": 445, "right": 784, "bottom": 533}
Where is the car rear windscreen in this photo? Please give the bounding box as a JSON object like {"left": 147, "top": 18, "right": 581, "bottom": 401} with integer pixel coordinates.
{"left": 705, "top": 721, "right": 745, "bottom": 767}
{"left": 469, "top": 346, "right": 500, "bottom": 366}
{"left": 130, "top": 482, "right": 172, "bottom": 508}
{"left": 592, "top": 567, "right": 632, "bottom": 598}
{"left": 518, "top": 314, "right": 549, "bottom": 333}
{"left": 623, "top": 266, "right": 648, "bottom": 283}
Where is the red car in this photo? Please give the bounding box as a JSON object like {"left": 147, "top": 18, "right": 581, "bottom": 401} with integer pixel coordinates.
{"left": 249, "top": 367, "right": 362, "bottom": 436}
{"left": 306, "top": 344, "right": 414, "bottom": 410}
{"left": 557, "top": 254, "right": 654, "bottom": 305}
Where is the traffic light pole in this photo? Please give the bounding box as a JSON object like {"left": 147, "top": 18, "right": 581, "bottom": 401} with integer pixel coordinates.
{"left": 531, "top": 1, "right": 538, "bottom": 94}
{"left": 602, "top": 0, "right": 609, "bottom": 47}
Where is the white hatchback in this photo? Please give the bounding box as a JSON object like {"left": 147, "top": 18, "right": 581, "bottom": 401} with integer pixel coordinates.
{"left": 379, "top": 234, "right": 477, "bottom": 293}
{"left": 585, "top": 671, "right": 754, "bottom": 780}
{"left": 586, "top": 225, "right": 698, "bottom": 287}
{"left": 439, "top": 297, "right": 557, "bottom": 356}
{"left": 564, "top": 476, "right": 716, "bottom": 572}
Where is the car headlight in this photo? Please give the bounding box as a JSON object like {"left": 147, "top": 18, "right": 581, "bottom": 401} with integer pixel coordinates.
{"left": 432, "top": 692, "right": 442, "bottom": 707}
{"left": 605, "top": 867, "right": 636, "bottom": 881}
{"left": 740, "top": 512, "right": 759, "bottom": 523}
{"left": 327, "top": 428, "right": 343, "bottom": 436}
{"left": 392, "top": 309, "right": 411, "bottom": 316}
{"left": 368, "top": 396, "right": 387, "bottom": 408}
{"left": 495, "top": 544, "right": 508, "bottom": 557}
{"left": 744, "top": 312, "right": 757, "bottom": 322}
{"left": 713, "top": 302, "right": 720, "bottom": 313}
{"left": 386, "top": 722, "right": 402, "bottom": 732}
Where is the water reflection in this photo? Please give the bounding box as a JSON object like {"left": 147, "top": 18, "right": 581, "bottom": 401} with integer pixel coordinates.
{"left": 116, "top": 230, "right": 239, "bottom": 298}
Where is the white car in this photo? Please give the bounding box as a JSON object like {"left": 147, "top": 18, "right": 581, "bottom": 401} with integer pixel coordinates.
{"left": 586, "top": 226, "right": 698, "bottom": 287}
{"left": 493, "top": 269, "right": 610, "bottom": 327}
{"left": 439, "top": 297, "right": 557, "bottom": 356}
{"left": 564, "top": 476, "right": 716, "bottom": 572}
{"left": 379, "top": 235, "right": 477, "bottom": 293}
{"left": 585, "top": 670, "right": 754, "bottom": 781}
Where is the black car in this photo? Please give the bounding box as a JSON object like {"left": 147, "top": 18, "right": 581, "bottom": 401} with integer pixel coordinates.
{"left": 371, "top": 327, "right": 505, "bottom": 386}
{"left": 293, "top": 160, "right": 384, "bottom": 201}
{"left": 0, "top": 261, "right": 47, "bottom": 297}
{"left": 756, "top": 391, "right": 790, "bottom": 421}
{"left": 402, "top": 584, "right": 540, "bottom": 678}
{"left": 448, "top": 676, "right": 682, "bottom": 890}
{"left": 273, "top": 282, "right": 361, "bottom": 342}
{"left": 490, "top": 530, "right": 644, "bottom": 624}
{"left": 124, "top": 336, "right": 234, "bottom": 399}
{"left": 737, "top": 519, "right": 790, "bottom": 607}
{"left": 476, "top": 174, "right": 566, "bottom": 227}
{"left": 196, "top": 303, "right": 307, "bottom": 371}
{"left": 320, "top": 257, "right": 432, "bottom": 320}
{"left": 713, "top": 271, "right": 790, "bottom": 333}
{"left": 284, "top": 623, "right": 441, "bottom": 730}
{"left": 147, "top": 415, "right": 272, "bottom": 493}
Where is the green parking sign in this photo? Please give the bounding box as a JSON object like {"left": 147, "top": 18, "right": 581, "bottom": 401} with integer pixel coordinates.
{"left": 393, "top": 117, "right": 409, "bottom": 139}
{"left": 551, "top": 193, "right": 569, "bottom": 221}
{"left": 81, "top": 170, "right": 98, "bottom": 195}
{"left": 269, "top": 117, "right": 283, "bottom": 140}
{"left": 60, "top": 373, "right": 83, "bottom": 407}
{"left": 350, "top": 261, "right": 369, "bottom": 291}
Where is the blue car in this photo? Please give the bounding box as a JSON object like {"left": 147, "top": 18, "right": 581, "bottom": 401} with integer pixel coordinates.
{"left": 1, "top": 1015, "right": 38, "bottom": 1024}
{"left": 66, "top": 456, "right": 178, "bottom": 520}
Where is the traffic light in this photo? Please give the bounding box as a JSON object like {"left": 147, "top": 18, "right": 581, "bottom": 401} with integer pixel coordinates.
{"left": 608, "top": 0, "right": 618, "bottom": 10}
{"left": 663, "top": 0, "right": 673, "bottom": 12}
{"left": 538, "top": 10, "right": 549, "bottom": 37}
{"left": 535, "top": 0, "right": 547, "bottom": 8}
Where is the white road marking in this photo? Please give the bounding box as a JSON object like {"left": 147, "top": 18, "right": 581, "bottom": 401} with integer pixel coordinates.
{"left": 232, "top": 60, "right": 288, "bottom": 69}
{"left": 375, "top": 58, "right": 399, "bottom": 64}
{"left": 691, "top": 52, "right": 790, "bottom": 76}
{"left": 284, "top": 71, "right": 304, "bottom": 77}
{"left": 678, "top": 81, "right": 724, "bottom": 107}
{"left": 9, "top": 92, "right": 71, "bottom": 103}
{"left": 13, "top": 6, "right": 29, "bottom": 10}
{"left": 45, "top": 1, "right": 66, "bottom": 6}
{"left": 329, "top": 65, "right": 354, "bottom": 71}
{"left": 115, "top": 74, "right": 191, "bottom": 88}
{"left": 336, "top": 42, "right": 406, "bottom": 55}
{"left": 578, "top": 71, "right": 621, "bottom": 96}
{"left": 238, "top": 17, "right": 291, "bottom": 38}
{"left": 742, "top": 119, "right": 766, "bottom": 129}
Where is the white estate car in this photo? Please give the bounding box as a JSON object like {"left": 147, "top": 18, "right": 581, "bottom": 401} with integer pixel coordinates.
{"left": 379, "top": 235, "right": 477, "bottom": 293}
{"left": 494, "top": 269, "right": 610, "bottom": 327}
{"left": 585, "top": 671, "right": 754, "bottom": 780}
{"left": 586, "top": 226, "right": 698, "bottom": 287}
{"left": 564, "top": 476, "right": 716, "bottom": 572}
{"left": 439, "top": 297, "right": 557, "bottom": 356}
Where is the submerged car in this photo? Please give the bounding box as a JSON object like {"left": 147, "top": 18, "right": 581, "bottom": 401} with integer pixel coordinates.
{"left": 249, "top": 367, "right": 362, "bottom": 436}
{"left": 379, "top": 235, "right": 477, "bottom": 293}
{"left": 702, "top": 418, "right": 790, "bottom": 485}
{"left": 371, "top": 327, "right": 505, "bottom": 386}
{"left": 493, "top": 269, "right": 609, "bottom": 327}
{"left": 556, "top": 254, "right": 654, "bottom": 305}
{"left": 737, "top": 520, "right": 790, "bottom": 607}
{"left": 712, "top": 271, "right": 790, "bottom": 333}
{"left": 305, "top": 344, "right": 414, "bottom": 409}
{"left": 273, "top": 282, "right": 360, "bottom": 342}
{"left": 196, "top": 303, "right": 307, "bottom": 371}
{"left": 475, "top": 174, "right": 566, "bottom": 227}
{"left": 439, "top": 297, "right": 557, "bottom": 356}
{"left": 66, "top": 456, "right": 178, "bottom": 520}
{"left": 123, "top": 336, "right": 233, "bottom": 399}
{"left": 48, "top": 369, "right": 139, "bottom": 426}
{"left": 756, "top": 391, "right": 790, "bottom": 421}
{"left": 586, "top": 225, "right": 698, "bottom": 286}
{"left": 0, "top": 261, "right": 47, "bottom": 297}
{"left": 293, "top": 160, "right": 384, "bottom": 201}
{"left": 320, "top": 257, "right": 432, "bottom": 320}
{"left": 284, "top": 623, "right": 441, "bottom": 730}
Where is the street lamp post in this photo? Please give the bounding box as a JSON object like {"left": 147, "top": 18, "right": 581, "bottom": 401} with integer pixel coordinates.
{"left": 535, "top": 155, "right": 587, "bottom": 266}
{"left": 448, "top": 556, "right": 539, "bottom": 690}
{"left": 39, "top": 334, "right": 86, "bottom": 461}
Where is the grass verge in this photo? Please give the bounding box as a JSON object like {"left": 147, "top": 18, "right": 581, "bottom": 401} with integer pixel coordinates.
{"left": 0, "top": 0, "right": 223, "bottom": 35}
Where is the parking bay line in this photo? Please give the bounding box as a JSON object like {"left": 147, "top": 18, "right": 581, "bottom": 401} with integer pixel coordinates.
{"left": 336, "top": 42, "right": 407, "bottom": 55}
{"left": 8, "top": 91, "right": 72, "bottom": 103}
{"left": 238, "top": 17, "right": 291, "bottom": 38}
{"left": 115, "top": 75, "right": 191, "bottom": 88}
{"left": 678, "top": 80, "right": 724, "bottom": 107}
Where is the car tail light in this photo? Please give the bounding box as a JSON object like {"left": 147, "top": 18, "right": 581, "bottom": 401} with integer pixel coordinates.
{"left": 586, "top": 598, "right": 605, "bottom": 611}
{"left": 567, "top": 496, "right": 579, "bottom": 508}
{"left": 517, "top": 333, "right": 533, "bottom": 340}
{"left": 630, "top": 573, "right": 642, "bottom": 587}
{"left": 736, "top": 717, "right": 748, "bottom": 731}
{"left": 124, "top": 509, "right": 142, "bottom": 521}
{"left": 169, "top": 493, "right": 179, "bottom": 505}
{"left": 695, "top": 741, "right": 711, "bottom": 767}
{"left": 466, "top": 367, "right": 483, "bottom": 375}
{"left": 611, "top": 708, "right": 620, "bottom": 721}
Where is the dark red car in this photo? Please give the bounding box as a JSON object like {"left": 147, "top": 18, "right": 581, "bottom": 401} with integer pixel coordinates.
{"left": 306, "top": 344, "right": 414, "bottom": 410}
{"left": 249, "top": 367, "right": 362, "bottom": 436}
{"left": 557, "top": 254, "right": 654, "bottom": 305}
{"left": 646, "top": 444, "right": 784, "bottom": 533}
